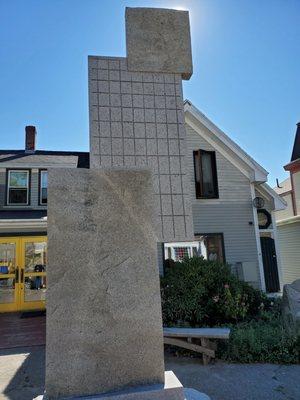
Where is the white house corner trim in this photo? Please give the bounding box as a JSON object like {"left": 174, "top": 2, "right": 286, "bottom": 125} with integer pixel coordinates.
{"left": 250, "top": 183, "right": 266, "bottom": 292}
{"left": 271, "top": 211, "right": 284, "bottom": 292}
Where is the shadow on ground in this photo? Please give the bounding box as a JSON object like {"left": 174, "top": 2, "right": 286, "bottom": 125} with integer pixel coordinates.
{"left": 0, "top": 346, "right": 45, "bottom": 400}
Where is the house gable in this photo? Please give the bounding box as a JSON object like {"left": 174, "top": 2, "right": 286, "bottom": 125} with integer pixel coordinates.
{"left": 186, "top": 123, "right": 252, "bottom": 203}
{"left": 184, "top": 101, "right": 268, "bottom": 183}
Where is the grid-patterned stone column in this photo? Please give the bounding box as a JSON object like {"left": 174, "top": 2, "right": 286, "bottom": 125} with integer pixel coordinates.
{"left": 89, "top": 56, "right": 193, "bottom": 241}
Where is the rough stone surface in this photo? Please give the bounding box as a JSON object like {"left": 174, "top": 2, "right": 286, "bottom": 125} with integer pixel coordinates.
{"left": 39, "top": 372, "right": 185, "bottom": 400}
{"left": 282, "top": 279, "right": 300, "bottom": 335}
{"left": 125, "top": 8, "right": 193, "bottom": 80}
{"left": 88, "top": 55, "right": 194, "bottom": 242}
{"left": 46, "top": 168, "right": 164, "bottom": 399}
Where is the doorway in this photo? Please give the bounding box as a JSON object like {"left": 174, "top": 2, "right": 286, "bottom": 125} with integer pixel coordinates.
{"left": 0, "top": 236, "right": 47, "bottom": 312}
{"left": 260, "top": 236, "right": 280, "bottom": 293}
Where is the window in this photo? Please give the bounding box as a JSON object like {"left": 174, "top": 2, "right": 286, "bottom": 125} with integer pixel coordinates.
{"left": 193, "top": 150, "right": 218, "bottom": 199}
{"left": 163, "top": 235, "right": 225, "bottom": 265}
{"left": 39, "top": 170, "right": 48, "bottom": 205}
{"left": 164, "top": 242, "right": 200, "bottom": 262}
{"left": 7, "top": 170, "right": 29, "bottom": 205}
{"left": 195, "top": 234, "right": 225, "bottom": 263}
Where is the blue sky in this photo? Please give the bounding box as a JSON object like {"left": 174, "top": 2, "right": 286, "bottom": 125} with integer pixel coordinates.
{"left": 0, "top": 0, "right": 299, "bottom": 185}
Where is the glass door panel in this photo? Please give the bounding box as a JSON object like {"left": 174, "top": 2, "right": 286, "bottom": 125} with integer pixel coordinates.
{"left": 20, "top": 238, "right": 47, "bottom": 309}
{"left": 0, "top": 239, "right": 19, "bottom": 312}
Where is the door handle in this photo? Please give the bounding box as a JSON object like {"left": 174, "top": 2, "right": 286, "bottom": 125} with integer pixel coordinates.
{"left": 15, "top": 268, "right": 19, "bottom": 283}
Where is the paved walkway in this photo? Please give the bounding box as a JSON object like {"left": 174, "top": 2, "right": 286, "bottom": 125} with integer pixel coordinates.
{"left": 0, "top": 346, "right": 299, "bottom": 400}
{"left": 0, "top": 314, "right": 45, "bottom": 350}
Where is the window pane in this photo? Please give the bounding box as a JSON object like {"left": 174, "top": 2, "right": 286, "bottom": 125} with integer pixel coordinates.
{"left": 174, "top": 247, "right": 189, "bottom": 261}
{"left": 196, "top": 234, "right": 224, "bottom": 263}
{"left": 41, "top": 171, "right": 48, "bottom": 188}
{"left": 25, "top": 276, "right": 46, "bottom": 302}
{"left": 164, "top": 242, "right": 201, "bottom": 263}
{"left": 9, "top": 189, "right": 28, "bottom": 204}
{"left": 201, "top": 153, "right": 215, "bottom": 197}
{"left": 25, "top": 242, "right": 47, "bottom": 273}
{"left": 41, "top": 188, "right": 47, "bottom": 204}
{"left": 9, "top": 171, "right": 28, "bottom": 188}
{"left": 0, "top": 242, "right": 16, "bottom": 304}
{"left": 40, "top": 171, "right": 48, "bottom": 204}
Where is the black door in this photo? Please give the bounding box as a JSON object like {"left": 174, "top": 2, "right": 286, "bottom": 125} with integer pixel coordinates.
{"left": 260, "top": 237, "right": 280, "bottom": 293}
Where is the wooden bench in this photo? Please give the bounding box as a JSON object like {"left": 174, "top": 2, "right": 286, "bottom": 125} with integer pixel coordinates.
{"left": 163, "top": 327, "right": 230, "bottom": 365}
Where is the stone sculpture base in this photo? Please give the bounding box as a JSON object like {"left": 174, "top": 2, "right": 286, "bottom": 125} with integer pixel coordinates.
{"left": 34, "top": 372, "right": 210, "bottom": 400}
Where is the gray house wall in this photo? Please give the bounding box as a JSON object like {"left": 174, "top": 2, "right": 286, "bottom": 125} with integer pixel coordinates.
{"left": 0, "top": 168, "right": 47, "bottom": 210}
{"left": 0, "top": 155, "right": 79, "bottom": 210}
{"left": 185, "top": 124, "right": 261, "bottom": 288}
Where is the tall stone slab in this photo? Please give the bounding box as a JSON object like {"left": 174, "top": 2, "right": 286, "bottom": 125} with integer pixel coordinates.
{"left": 46, "top": 168, "right": 165, "bottom": 399}
{"left": 89, "top": 56, "right": 193, "bottom": 241}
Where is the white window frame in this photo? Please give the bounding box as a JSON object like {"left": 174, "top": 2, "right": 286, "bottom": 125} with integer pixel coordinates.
{"left": 7, "top": 169, "right": 30, "bottom": 206}
{"left": 39, "top": 170, "right": 48, "bottom": 205}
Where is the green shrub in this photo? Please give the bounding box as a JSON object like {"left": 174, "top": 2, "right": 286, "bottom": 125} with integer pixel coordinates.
{"left": 218, "top": 313, "right": 300, "bottom": 363}
{"left": 161, "top": 257, "right": 268, "bottom": 327}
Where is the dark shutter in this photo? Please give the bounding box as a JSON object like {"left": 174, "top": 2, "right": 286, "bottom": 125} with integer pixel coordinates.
{"left": 193, "top": 150, "right": 201, "bottom": 198}
{"left": 193, "top": 150, "right": 219, "bottom": 199}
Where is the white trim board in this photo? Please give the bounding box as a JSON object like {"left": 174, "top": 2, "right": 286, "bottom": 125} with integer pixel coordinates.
{"left": 184, "top": 101, "right": 268, "bottom": 183}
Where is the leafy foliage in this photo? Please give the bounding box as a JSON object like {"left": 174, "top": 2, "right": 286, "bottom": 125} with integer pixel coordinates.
{"left": 218, "top": 308, "right": 300, "bottom": 363}
{"left": 161, "top": 258, "right": 299, "bottom": 363}
{"left": 161, "top": 257, "right": 268, "bottom": 327}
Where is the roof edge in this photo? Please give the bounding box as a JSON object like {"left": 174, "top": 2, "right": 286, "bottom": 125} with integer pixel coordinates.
{"left": 259, "top": 183, "right": 287, "bottom": 211}
{"left": 184, "top": 100, "right": 269, "bottom": 182}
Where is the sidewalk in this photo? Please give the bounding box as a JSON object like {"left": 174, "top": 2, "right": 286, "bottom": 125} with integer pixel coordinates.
{"left": 0, "top": 346, "right": 299, "bottom": 400}
{"left": 0, "top": 313, "right": 45, "bottom": 350}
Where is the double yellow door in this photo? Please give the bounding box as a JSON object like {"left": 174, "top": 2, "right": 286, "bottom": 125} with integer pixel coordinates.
{"left": 0, "top": 236, "right": 47, "bottom": 312}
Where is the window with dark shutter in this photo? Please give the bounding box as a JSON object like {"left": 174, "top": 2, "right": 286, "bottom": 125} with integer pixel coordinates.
{"left": 193, "top": 150, "right": 219, "bottom": 199}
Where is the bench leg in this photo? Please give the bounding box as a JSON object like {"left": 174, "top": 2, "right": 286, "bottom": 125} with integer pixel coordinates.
{"left": 201, "top": 338, "right": 215, "bottom": 365}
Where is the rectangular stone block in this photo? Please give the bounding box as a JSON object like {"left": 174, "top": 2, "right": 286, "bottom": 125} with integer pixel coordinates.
{"left": 88, "top": 56, "right": 194, "bottom": 242}
{"left": 125, "top": 8, "right": 193, "bottom": 80}
{"left": 46, "top": 168, "right": 165, "bottom": 399}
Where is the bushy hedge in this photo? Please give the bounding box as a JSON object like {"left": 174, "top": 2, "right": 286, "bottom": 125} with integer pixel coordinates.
{"left": 161, "top": 257, "right": 268, "bottom": 327}
{"left": 161, "top": 257, "right": 299, "bottom": 363}
{"left": 218, "top": 308, "right": 300, "bottom": 363}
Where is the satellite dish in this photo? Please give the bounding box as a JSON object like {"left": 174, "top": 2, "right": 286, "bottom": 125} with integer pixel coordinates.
{"left": 253, "top": 197, "right": 265, "bottom": 209}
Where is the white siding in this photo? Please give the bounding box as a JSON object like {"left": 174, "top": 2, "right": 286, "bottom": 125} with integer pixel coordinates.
{"left": 186, "top": 124, "right": 261, "bottom": 289}
{"left": 276, "top": 193, "right": 294, "bottom": 220}
{"left": 278, "top": 222, "right": 300, "bottom": 284}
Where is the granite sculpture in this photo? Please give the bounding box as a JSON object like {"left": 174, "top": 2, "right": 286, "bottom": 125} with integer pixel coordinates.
{"left": 41, "top": 7, "right": 209, "bottom": 400}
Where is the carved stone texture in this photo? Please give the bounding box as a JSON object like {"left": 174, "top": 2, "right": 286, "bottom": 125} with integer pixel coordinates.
{"left": 88, "top": 56, "right": 194, "bottom": 242}
{"left": 125, "top": 8, "right": 193, "bottom": 80}
{"left": 46, "top": 168, "right": 164, "bottom": 399}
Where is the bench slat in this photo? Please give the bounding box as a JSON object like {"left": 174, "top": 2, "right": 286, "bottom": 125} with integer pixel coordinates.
{"left": 163, "top": 327, "right": 230, "bottom": 339}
